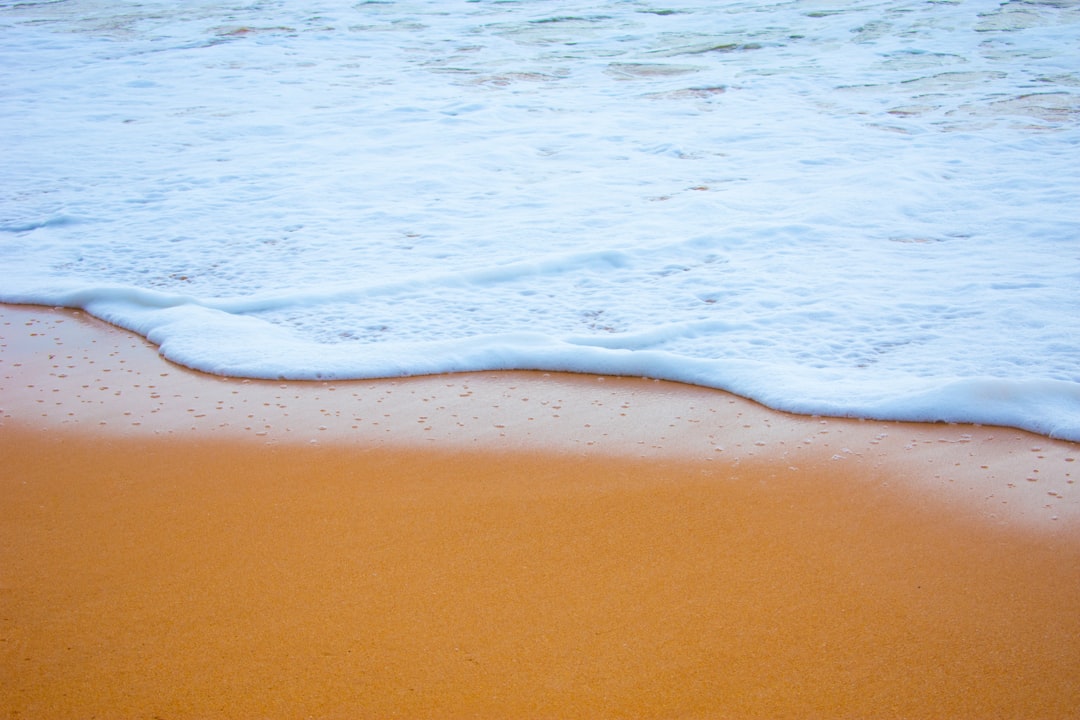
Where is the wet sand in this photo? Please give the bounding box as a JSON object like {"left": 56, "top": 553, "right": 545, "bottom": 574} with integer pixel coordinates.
{"left": 2, "top": 305, "right": 1079, "bottom": 718}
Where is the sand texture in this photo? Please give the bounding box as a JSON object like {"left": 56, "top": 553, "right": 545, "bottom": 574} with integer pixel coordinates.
{"left": 2, "top": 305, "right": 1079, "bottom": 718}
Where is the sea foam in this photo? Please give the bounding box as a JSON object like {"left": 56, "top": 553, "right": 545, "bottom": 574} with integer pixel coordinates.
{"left": 2, "top": 0, "right": 1078, "bottom": 440}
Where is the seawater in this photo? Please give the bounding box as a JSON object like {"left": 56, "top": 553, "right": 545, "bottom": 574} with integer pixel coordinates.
{"left": 2, "top": 0, "right": 1079, "bottom": 440}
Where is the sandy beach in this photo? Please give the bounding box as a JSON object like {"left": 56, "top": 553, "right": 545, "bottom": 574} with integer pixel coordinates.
{"left": 2, "top": 304, "right": 1078, "bottom": 718}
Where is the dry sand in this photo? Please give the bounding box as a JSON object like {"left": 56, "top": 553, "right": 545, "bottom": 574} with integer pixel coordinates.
{"left": 2, "top": 304, "right": 1078, "bottom": 718}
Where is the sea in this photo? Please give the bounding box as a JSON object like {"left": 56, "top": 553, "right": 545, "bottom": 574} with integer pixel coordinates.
{"left": 1, "top": 0, "right": 1078, "bottom": 440}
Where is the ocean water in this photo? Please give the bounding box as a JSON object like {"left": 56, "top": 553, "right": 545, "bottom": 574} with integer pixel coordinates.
{"left": 2, "top": 0, "right": 1079, "bottom": 440}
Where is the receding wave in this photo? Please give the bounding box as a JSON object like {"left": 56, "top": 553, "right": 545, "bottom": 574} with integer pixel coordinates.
{"left": 2, "top": 0, "right": 1078, "bottom": 440}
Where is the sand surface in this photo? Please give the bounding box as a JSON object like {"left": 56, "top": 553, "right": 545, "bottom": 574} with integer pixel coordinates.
{"left": 2, "top": 305, "right": 1079, "bottom": 718}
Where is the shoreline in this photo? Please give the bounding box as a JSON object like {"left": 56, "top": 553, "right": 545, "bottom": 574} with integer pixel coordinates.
{"left": 3, "top": 304, "right": 1076, "bottom": 527}
{"left": 3, "top": 304, "right": 1079, "bottom": 717}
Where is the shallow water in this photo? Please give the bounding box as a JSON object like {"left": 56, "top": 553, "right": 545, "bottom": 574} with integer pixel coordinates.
{"left": 2, "top": 0, "right": 1079, "bottom": 438}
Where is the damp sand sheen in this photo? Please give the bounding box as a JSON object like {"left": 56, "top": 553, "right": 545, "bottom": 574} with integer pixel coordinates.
{"left": 1, "top": 305, "right": 1078, "bottom": 718}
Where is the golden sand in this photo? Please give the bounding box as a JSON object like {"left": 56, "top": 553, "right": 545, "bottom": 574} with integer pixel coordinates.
{"left": 2, "top": 305, "right": 1079, "bottom": 718}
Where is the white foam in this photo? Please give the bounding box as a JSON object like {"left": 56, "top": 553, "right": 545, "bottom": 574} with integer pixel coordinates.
{"left": 2, "top": 0, "right": 1079, "bottom": 440}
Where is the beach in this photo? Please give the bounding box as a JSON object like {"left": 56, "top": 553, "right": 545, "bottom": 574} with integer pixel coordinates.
{"left": 3, "top": 2, "right": 1079, "bottom": 716}
{"left": 2, "top": 304, "right": 1078, "bottom": 718}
